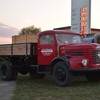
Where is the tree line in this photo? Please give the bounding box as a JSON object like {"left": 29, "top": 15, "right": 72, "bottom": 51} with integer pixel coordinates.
{"left": 19, "top": 25, "right": 41, "bottom": 35}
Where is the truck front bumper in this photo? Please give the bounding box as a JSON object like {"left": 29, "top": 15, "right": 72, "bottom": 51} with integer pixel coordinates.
{"left": 70, "top": 67, "right": 100, "bottom": 72}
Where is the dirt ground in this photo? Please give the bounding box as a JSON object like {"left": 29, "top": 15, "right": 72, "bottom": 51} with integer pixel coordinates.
{"left": 0, "top": 78, "right": 16, "bottom": 100}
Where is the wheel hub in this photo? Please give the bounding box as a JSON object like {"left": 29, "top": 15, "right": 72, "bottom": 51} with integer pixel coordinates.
{"left": 56, "top": 68, "right": 66, "bottom": 81}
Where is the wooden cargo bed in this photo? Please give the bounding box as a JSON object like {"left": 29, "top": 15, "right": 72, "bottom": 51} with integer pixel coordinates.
{"left": 0, "top": 43, "right": 37, "bottom": 56}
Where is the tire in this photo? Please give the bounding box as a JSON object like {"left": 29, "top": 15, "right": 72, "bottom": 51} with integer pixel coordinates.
{"left": 29, "top": 69, "right": 45, "bottom": 79}
{"left": 53, "top": 61, "right": 72, "bottom": 86}
{"left": 86, "top": 72, "right": 100, "bottom": 82}
{"left": 0, "top": 62, "right": 18, "bottom": 81}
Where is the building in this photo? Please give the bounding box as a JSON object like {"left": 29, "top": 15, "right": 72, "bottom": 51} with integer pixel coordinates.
{"left": 54, "top": 26, "right": 100, "bottom": 34}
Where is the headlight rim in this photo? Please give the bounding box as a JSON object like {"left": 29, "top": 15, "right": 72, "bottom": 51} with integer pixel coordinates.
{"left": 82, "top": 59, "right": 88, "bottom": 67}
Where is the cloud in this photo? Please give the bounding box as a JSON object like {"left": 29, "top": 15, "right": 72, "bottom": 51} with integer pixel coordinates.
{"left": 0, "top": 23, "right": 19, "bottom": 38}
{"left": 0, "top": 23, "right": 19, "bottom": 44}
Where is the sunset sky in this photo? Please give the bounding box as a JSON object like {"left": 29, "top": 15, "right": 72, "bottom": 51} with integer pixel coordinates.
{"left": 0, "top": 0, "right": 100, "bottom": 43}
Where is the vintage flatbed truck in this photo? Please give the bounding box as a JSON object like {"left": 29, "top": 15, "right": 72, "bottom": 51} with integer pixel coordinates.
{"left": 0, "top": 30, "right": 100, "bottom": 86}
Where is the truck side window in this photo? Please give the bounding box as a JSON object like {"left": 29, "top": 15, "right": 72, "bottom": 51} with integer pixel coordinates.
{"left": 40, "top": 35, "right": 54, "bottom": 44}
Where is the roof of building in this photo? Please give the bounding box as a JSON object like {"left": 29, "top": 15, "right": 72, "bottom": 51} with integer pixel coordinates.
{"left": 53, "top": 26, "right": 100, "bottom": 31}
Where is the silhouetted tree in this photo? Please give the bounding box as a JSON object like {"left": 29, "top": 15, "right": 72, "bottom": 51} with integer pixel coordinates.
{"left": 19, "top": 25, "right": 41, "bottom": 35}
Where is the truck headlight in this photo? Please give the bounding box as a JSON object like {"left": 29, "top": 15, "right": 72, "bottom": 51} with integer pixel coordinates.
{"left": 82, "top": 59, "right": 88, "bottom": 67}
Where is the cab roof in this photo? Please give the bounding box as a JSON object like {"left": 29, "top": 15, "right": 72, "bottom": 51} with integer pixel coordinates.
{"left": 38, "top": 30, "right": 80, "bottom": 36}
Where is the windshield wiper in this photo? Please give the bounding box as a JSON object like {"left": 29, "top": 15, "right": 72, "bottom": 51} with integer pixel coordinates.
{"left": 58, "top": 39, "right": 63, "bottom": 43}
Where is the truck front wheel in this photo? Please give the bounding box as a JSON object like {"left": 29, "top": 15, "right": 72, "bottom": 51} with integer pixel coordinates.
{"left": 0, "top": 62, "right": 18, "bottom": 81}
{"left": 53, "top": 61, "right": 72, "bottom": 86}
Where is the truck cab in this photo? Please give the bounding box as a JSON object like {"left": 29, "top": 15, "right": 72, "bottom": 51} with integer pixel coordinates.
{"left": 38, "top": 30, "right": 82, "bottom": 65}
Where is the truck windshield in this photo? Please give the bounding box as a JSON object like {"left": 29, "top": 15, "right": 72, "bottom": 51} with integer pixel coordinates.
{"left": 56, "top": 33, "right": 82, "bottom": 44}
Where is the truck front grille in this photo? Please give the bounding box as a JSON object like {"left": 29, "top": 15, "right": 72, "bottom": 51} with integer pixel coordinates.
{"left": 92, "top": 50, "right": 100, "bottom": 64}
{"left": 66, "top": 50, "right": 84, "bottom": 57}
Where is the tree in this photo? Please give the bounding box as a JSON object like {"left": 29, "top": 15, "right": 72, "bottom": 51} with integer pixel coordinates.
{"left": 19, "top": 25, "right": 41, "bottom": 35}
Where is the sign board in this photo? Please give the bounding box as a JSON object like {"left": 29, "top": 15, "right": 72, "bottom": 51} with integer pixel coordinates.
{"left": 71, "top": 0, "right": 91, "bottom": 35}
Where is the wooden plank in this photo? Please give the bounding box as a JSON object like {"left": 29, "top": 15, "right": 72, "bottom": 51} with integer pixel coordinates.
{"left": 12, "top": 34, "right": 38, "bottom": 44}
{"left": 0, "top": 45, "right": 12, "bottom": 55}
{"left": 0, "top": 43, "right": 37, "bottom": 56}
{"left": 26, "top": 34, "right": 38, "bottom": 43}
{"left": 12, "top": 44, "right": 27, "bottom": 55}
{"left": 12, "top": 34, "right": 27, "bottom": 44}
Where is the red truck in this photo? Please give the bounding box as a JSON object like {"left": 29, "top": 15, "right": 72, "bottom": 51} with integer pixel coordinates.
{"left": 0, "top": 30, "right": 100, "bottom": 86}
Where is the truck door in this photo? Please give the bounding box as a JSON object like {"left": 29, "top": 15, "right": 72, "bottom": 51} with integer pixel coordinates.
{"left": 38, "top": 34, "right": 57, "bottom": 65}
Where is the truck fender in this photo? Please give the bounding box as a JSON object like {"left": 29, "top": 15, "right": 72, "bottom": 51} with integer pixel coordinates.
{"left": 51, "top": 56, "right": 71, "bottom": 72}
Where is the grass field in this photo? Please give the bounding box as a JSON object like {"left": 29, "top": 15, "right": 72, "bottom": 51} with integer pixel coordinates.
{"left": 12, "top": 74, "right": 100, "bottom": 100}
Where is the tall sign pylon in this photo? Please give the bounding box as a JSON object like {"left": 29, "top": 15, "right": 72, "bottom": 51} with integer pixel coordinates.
{"left": 71, "top": 0, "right": 91, "bottom": 35}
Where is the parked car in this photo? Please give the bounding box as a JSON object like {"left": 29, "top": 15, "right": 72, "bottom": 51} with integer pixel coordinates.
{"left": 83, "top": 33, "right": 100, "bottom": 44}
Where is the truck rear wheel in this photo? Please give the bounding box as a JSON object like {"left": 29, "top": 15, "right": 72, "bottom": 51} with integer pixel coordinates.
{"left": 29, "top": 70, "right": 45, "bottom": 79}
{"left": 86, "top": 72, "right": 100, "bottom": 82}
{"left": 53, "top": 61, "right": 72, "bottom": 86}
{"left": 0, "top": 62, "right": 18, "bottom": 81}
